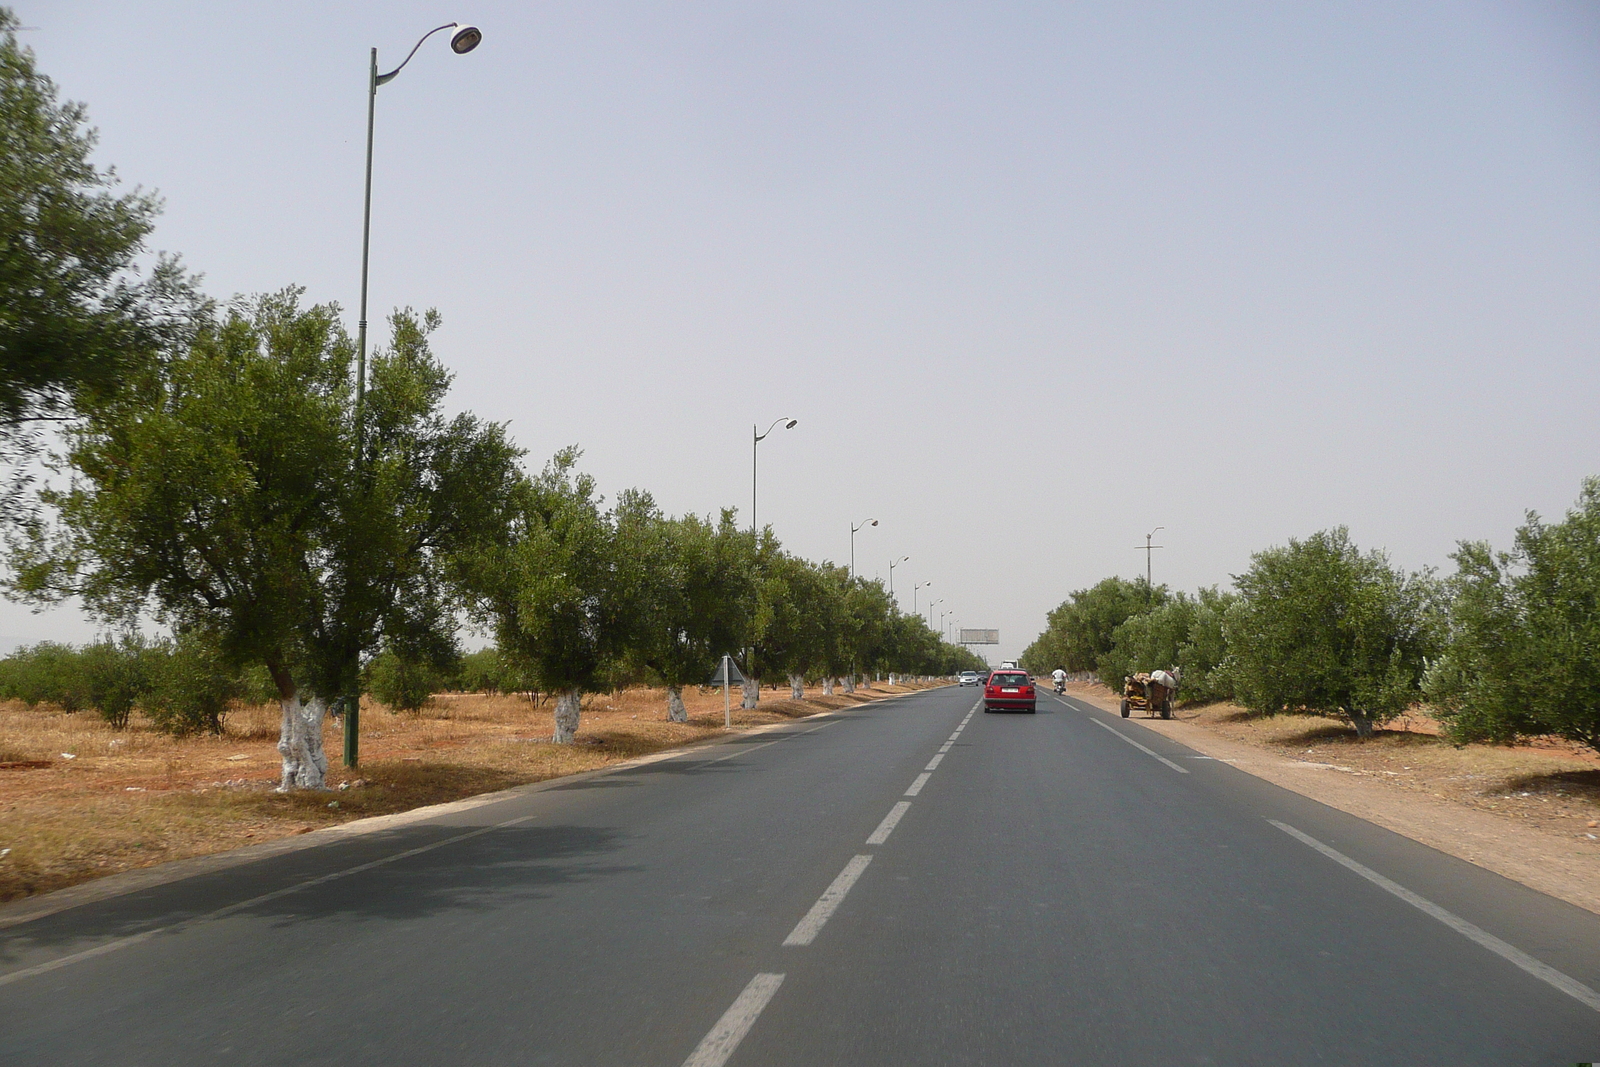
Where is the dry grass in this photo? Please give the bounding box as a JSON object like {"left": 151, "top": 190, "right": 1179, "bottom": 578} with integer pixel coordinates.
{"left": 1069, "top": 681, "right": 1600, "bottom": 843}
{"left": 0, "top": 680, "right": 935, "bottom": 902}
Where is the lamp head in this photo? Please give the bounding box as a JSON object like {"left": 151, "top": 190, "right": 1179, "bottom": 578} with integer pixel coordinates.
{"left": 785, "top": 419, "right": 798, "bottom": 429}
{"left": 450, "top": 24, "right": 483, "bottom": 53}
{"left": 870, "top": 519, "right": 879, "bottom": 527}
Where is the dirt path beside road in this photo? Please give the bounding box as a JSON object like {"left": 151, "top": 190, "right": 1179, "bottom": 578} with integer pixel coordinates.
{"left": 1064, "top": 682, "right": 1600, "bottom": 916}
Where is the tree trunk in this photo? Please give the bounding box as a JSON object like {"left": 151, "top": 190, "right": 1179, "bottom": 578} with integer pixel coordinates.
{"left": 822, "top": 677, "right": 835, "bottom": 696}
{"left": 741, "top": 676, "right": 760, "bottom": 710}
{"left": 861, "top": 674, "right": 874, "bottom": 691}
{"left": 666, "top": 685, "right": 688, "bottom": 723}
{"left": 788, "top": 673, "right": 805, "bottom": 701}
{"left": 843, "top": 673, "right": 856, "bottom": 694}
{"left": 553, "top": 689, "right": 582, "bottom": 743}
{"left": 1348, "top": 709, "right": 1374, "bottom": 739}
{"left": 276, "top": 692, "right": 330, "bottom": 792}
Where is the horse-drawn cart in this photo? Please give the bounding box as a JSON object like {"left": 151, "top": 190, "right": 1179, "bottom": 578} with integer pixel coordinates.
{"left": 1120, "top": 669, "right": 1179, "bottom": 719}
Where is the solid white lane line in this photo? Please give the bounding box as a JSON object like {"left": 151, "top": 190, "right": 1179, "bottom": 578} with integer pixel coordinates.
{"left": 0, "top": 814, "right": 538, "bottom": 988}
{"left": 905, "top": 773, "right": 931, "bottom": 796}
{"left": 702, "top": 721, "right": 836, "bottom": 766}
{"left": 783, "top": 855, "right": 873, "bottom": 946}
{"left": 866, "top": 801, "right": 912, "bottom": 845}
{"left": 924, "top": 753, "right": 945, "bottom": 772}
{"left": 1269, "top": 820, "right": 1600, "bottom": 1014}
{"left": 1090, "top": 719, "right": 1189, "bottom": 773}
{"left": 680, "top": 972, "right": 786, "bottom": 1067}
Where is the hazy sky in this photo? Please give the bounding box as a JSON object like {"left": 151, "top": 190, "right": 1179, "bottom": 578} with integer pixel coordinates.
{"left": 7, "top": 1, "right": 1599, "bottom": 663}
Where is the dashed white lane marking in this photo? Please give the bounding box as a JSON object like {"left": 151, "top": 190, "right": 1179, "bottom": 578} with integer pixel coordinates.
{"left": 783, "top": 855, "right": 873, "bottom": 946}
{"left": 0, "top": 814, "right": 539, "bottom": 988}
{"left": 1270, "top": 820, "right": 1600, "bottom": 1014}
{"left": 938, "top": 742, "right": 953, "bottom": 754}
{"left": 1090, "top": 718, "right": 1189, "bottom": 773}
{"left": 924, "top": 753, "right": 945, "bottom": 772}
{"left": 680, "top": 972, "right": 786, "bottom": 1067}
{"left": 948, "top": 732, "right": 962, "bottom": 741}
{"left": 905, "top": 772, "right": 931, "bottom": 796}
{"left": 866, "top": 801, "right": 912, "bottom": 845}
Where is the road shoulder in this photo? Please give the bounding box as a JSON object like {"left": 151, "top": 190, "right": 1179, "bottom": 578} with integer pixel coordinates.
{"left": 1062, "top": 684, "right": 1600, "bottom": 917}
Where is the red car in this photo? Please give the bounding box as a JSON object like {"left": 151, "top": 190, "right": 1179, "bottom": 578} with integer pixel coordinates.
{"left": 983, "top": 669, "right": 1036, "bottom": 713}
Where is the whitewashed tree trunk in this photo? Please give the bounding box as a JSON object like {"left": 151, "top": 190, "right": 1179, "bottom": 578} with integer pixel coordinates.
{"left": 666, "top": 685, "right": 688, "bottom": 723}
{"left": 740, "top": 676, "right": 760, "bottom": 710}
{"left": 888, "top": 673, "right": 898, "bottom": 686}
{"left": 276, "top": 693, "right": 329, "bottom": 792}
{"left": 788, "top": 673, "right": 805, "bottom": 701}
{"left": 843, "top": 673, "right": 856, "bottom": 694}
{"left": 822, "top": 677, "right": 835, "bottom": 696}
{"left": 862, "top": 674, "right": 874, "bottom": 691}
{"left": 553, "top": 689, "right": 582, "bottom": 743}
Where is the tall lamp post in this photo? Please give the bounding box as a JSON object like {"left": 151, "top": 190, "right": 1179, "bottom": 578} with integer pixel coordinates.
{"left": 348, "top": 20, "right": 481, "bottom": 770}
{"left": 927, "top": 598, "right": 943, "bottom": 628}
{"left": 849, "top": 517, "right": 877, "bottom": 579}
{"left": 751, "top": 417, "right": 797, "bottom": 533}
{"left": 888, "top": 555, "right": 909, "bottom": 599}
{"left": 913, "top": 580, "right": 930, "bottom": 614}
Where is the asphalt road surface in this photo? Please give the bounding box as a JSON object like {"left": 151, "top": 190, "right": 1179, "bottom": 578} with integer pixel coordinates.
{"left": 3, "top": 684, "right": 1598, "bottom": 1065}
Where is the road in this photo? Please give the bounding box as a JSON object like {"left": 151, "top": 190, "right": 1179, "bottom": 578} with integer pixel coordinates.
{"left": 2, "top": 684, "right": 1598, "bottom": 1065}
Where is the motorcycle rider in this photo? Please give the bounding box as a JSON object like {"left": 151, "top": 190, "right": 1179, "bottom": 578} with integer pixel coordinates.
{"left": 1051, "top": 666, "right": 1067, "bottom": 694}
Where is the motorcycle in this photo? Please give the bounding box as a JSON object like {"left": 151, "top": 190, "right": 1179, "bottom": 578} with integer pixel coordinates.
{"left": 1053, "top": 678, "right": 1066, "bottom": 695}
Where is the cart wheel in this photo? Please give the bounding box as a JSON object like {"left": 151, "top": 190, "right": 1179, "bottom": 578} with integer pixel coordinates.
{"left": 1160, "top": 699, "right": 1172, "bottom": 720}
{"left": 1120, "top": 699, "right": 1130, "bottom": 718}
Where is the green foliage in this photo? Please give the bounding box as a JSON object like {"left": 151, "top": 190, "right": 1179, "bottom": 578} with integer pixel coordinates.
{"left": 1225, "top": 528, "right": 1437, "bottom": 737}
{"left": 1425, "top": 478, "right": 1600, "bottom": 753}
{"left": 79, "top": 633, "right": 156, "bottom": 728}
{"left": 1096, "top": 593, "right": 1196, "bottom": 690}
{"left": 364, "top": 649, "right": 443, "bottom": 714}
{"left": 1177, "top": 587, "right": 1235, "bottom": 702}
{"left": 0, "top": 641, "right": 91, "bottom": 710}
{"left": 143, "top": 630, "right": 238, "bottom": 736}
{"left": 1022, "top": 576, "right": 1166, "bottom": 675}
{"left": 468, "top": 448, "right": 630, "bottom": 697}
{"left": 0, "top": 9, "right": 203, "bottom": 510}
{"left": 7, "top": 293, "right": 520, "bottom": 725}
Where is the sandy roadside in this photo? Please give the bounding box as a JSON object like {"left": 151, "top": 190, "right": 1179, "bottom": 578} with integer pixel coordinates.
{"left": 1062, "top": 682, "right": 1600, "bottom": 917}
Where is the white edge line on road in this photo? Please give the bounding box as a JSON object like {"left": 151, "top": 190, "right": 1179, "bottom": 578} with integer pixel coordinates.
{"left": 866, "top": 801, "right": 912, "bottom": 846}
{"left": 701, "top": 720, "right": 839, "bottom": 767}
{"left": 783, "top": 855, "right": 873, "bottom": 946}
{"left": 1090, "top": 718, "right": 1189, "bottom": 773}
{"left": 905, "top": 772, "right": 931, "bottom": 796}
{"left": 680, "top": 972, "right": 786, "bottom": 1067}
{"left": 0, "top": 814, "right": 538, "bottom": 988}
{"left": 924, "top": 753, "right": 945, "bottom": 772}
{"left": 1269, "top": 820, "right": 1600, "bottom": 1014}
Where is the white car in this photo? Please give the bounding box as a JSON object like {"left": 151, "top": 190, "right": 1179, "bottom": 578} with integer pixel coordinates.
{"left": 958, "top": 670, "right": 983, "bottom": 686}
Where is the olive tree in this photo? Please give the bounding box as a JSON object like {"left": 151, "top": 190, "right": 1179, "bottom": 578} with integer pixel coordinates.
{"left": 8, "top": 291, "right": 519, "bottom": 787}
{"left": 1425, "top": 478, "right": 1600, "bottom": 753}
{"left": 1225, "top": 528, "right": 1437, "bottom": 738}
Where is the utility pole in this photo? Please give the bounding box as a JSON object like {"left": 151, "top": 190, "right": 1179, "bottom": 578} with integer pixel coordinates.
{"left": 1137, "top": 526, "right": 1165, "bottom": 599}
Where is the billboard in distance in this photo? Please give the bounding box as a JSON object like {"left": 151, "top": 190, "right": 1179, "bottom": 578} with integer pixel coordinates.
{"left": 959, "top": 629, "right": 999, "bottom": 645}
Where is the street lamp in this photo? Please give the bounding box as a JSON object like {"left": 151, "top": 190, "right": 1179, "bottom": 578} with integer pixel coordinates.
{"left": 913, "top": 580, "right": 930, "bottom": 614}
{"left": 349, "top": 20, "right": 480, "bottom": 770}
{"left": 849, "top": 517, "right": 877, "bottom": 579}
{"left": 752, "top": 417, "right": 797, "bottom": 533}
{"left": 888, "top": 556, "right": 909, "bottom": 598}
{"left": 358, "top": 21, "right": 483, "bottom": 433}
{"left": 928, "top": 598, "right": 943, "bottom": 629}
